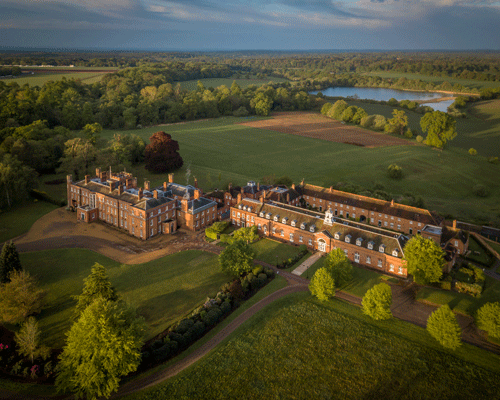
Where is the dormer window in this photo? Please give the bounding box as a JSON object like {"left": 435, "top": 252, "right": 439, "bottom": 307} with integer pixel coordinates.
{"left": 309, "top": 225, "right": 316, "bottom": 233}
{"left": 392, "top": 249, "right": 399, "bottom": 257}
{"left": 300, "top": 222, "right": 306, "bottom": 230}
{"left": 379, "top": 244, "right": 386, "bottom": 253}
{"left": 334, "top": 232, "right": 341, "bottom": 240}
{"left": 266, "top": 212, "right": 272, "bottom": 219}
{"left": 248, "top": 207, "right": 253, "bottom": 213}
{"left": 367, "top": 241, "right": 375, "bottom": 250}
{"left": 291, "top": 220, "right": 297, "bottom": 227}
{"left": 282, "top": 217, "right": 288, "bottom": 224}
{"left": 273, "top": 214, "right": 280, "bottom": 222}
{"left": 356, "top": 238, "right": 363, "bottom": 246}
{"left": 242, "top": 206, "right": 247, "bottom": 211}
{"left": 259, "top": 212, "right": 265, "bottom": 217}
{"left": 238, "top": 204, "right": 242, "bottom": 209}
{"left": 345, "top": 234, "right": 351, "bottom": 243}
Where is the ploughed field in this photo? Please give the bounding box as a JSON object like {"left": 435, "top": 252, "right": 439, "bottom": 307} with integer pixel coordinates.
{"left": 239, "top": 112, "right": 413, "bottom": 147}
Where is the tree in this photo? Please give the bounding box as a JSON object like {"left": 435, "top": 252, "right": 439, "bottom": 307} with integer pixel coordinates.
{"left": 323, "top": 248, "right": 353, "bottom": 287}
{"left": 219, "top": 240, "right": 255, "bottom": 276}
{"left": 362, "top": 283, "right": 392, "bottom": 320}
{"left": 384, "top": 109, "right": 408, "bottom": 136}
{"left": 74, "top": 263, "right": 118, "bottom": 317}
{"left": 477, "top": 302, "right": 500, "bottom": 339}
{"left": 468, "top": 148, "right": 477, "bottom": 156}
{"left": 326, "top": 100, "right": 348, "bottom": 120}
{"left": 232, "top": 226, "right": 259, "bottom": 244}
{"left": 321, "top": 102, "right": 333, "bottom": 115}
{"left": 144, "top": 131, "right": 183, "bottom": 173}
{"left": 0, "top": 270, "right": 45, "bottom": 324}
{"left": 420, "top": 111, "right": 457, "bottom": 148}
{"left": 15, "top": 317, "right": 50, "bottom": 364}
{"left": 250, "top": 92, "right": 272, "bottom": 116}
{"left": 0, "top": 154, "right": 37, "bottom": 208}
{"left": 56, "top": 298, "right": 145, "bottom": 399}
{"left": 309, "top": 267, "right": 336, "bottom": 301}
{"left": 387, "top": 164, "right": 403, "bottom": 179}
{"left": 82, "top": 123, "right": 102, "bottom": 145}
{"left": 403, "top": 235, "right": 444, "bottom": 284}
{"left": 426, "top": 305, "right": 462, "bottom": 350}
{"left": 274, "top": 175, "right": 293, "bottom": 187}
{"left": 0, "top": 241, "right": 22, "bottom": 283}
{"left": 57, "top": 138, "right": 101, "bottom": 180}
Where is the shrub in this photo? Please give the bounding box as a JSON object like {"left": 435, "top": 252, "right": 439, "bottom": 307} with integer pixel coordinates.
{"left": 252, "top": 265, "right": 263, "bottom": 275}
{"left": 233, "top": 106, "right": 249, "bottom": 117}
{"left": 404, "top": 129, "right": 413, "bottom": 139}
{"left": 488, "top": 156, "right": 499, "bottom": 164}
{"left": 175, "top": 319, "right": 194, "bottom": 334}
{"left": 387, "top": 164, "right": 403, "bottom": 179}
{"left": 203, "top": 307, "right": 223, "bottom": 327}
{"left": 469, "top": 148, "right": 477, "bottom": 155}
{"left": 360, "top": 115, "right": 376, "bottom": 128}
{"left": 220, "top": 300, "right": 232, "bottom": 315}
{"left": 473, "top": 184, "right": 488, "bottom": 198}
{"left": 416, "top": 135, "right": 424, "bottom": 143}
{"left": 320, "top": 102, "right": 333, "bottom": 115}
{"left": 441, "top": 281, "right": 451, "bottom": 290}
{"left": 455, "top": 281, "right": 483, "bottom": 297}
{"left": 225, "top": 279, "right": 245, "bottom": 300}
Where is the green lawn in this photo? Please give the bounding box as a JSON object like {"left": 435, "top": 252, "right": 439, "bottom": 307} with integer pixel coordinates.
{"left": 465, "top": 235, "right": 496, "bottom": 268}
{"left": 250, "top": 238, "right": 304, "bottom": 266}
{"left": 178, "top": 75, "right": 288, "bottom": 91}
{"left": 303, "top": 258, "right": 390, "bottom": 297}
{"left": 128, "top": 293, "right": 500, "bottom": 400}
{"left": 19, "top": 249, "right": 232, "bottom": 348}
{"left": 362, "top": 71, "right": 500, "bottom": 90}
{"left": 416, "top": 276, "right": 500, "bottom": 316}
{"left": 0, "top": 201, "right": 58, "bottom": 243}
{"left": 99, "top": 112, "right": 500, "bottom": 227}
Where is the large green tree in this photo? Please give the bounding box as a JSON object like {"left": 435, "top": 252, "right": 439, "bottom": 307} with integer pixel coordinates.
{"left": 0, "top": 241, "right": 22, "bottom": 283}
{"left": 477, "top": 302, "right": 500, "bottom": 339}
{"left": 323, "top": 248, "right": 353, "bottom": 287}
{"left": 74, "top": 263, "right": 118, "bottom": 317}
{"left": 15, "top": 317, "right": 50, "bottom": 364}
{"left": 384, "top": 109, "right": 408, "bottom": 135}
{"left": 232, "top": 226, "right": 259, "bottom": 244}
{"left": 0, "top": 270, "right": 45, "bottom": 324}
{"left": 403, "top": 235, "right": 444, "bottom": 284}
{"left": 57, "top": 137, "right": 101, "bottom": 180}
{"left": 420, "top": 111, "right": 457, "bottom": 148}
{"left": 362, "top": 283, "right": 392, "bottom": 320}
{"left": 56, "top": 298, "right": 145, "bottom": 399}
{"left": 219, "top": 240, "right": 255, "bottom": 276}
{"left": 309, "top": 267, "right": 336, "bottom": 301}
{"left": 426, "top": 305, "right": 462, "bottom": 350}
{"left": 0, "top": 154, "right": 37, "bottom": 209}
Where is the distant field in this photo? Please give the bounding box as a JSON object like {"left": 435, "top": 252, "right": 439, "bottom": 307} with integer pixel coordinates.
{"left": 19, "top": 249, "right": 231, "bottom": 348}
{"left": 98, "top": 113, "right": 500, "bottom": 225}
{"left": 2, "top": 71, "right": 111, "bottom": 86}
{"left": 363, "top": 71, "right": 500, "bottom": 90}
{"left": 178, "top": 75, "right": 288, "bottom": 90}
{"left": 128, "top": 294, "right": 500, "bottom": 400}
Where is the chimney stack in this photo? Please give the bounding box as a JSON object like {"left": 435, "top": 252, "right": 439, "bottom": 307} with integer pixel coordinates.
{"left": 257, "top": 182, "right": 260, "bottom": 191}
{"left": 126, "top": 178, "right": 132, "bottom": 189}
{"left": 228, "top": 183, "right": 232, "bottom": 192}
{"left": 194, "top": 177, "right": 198, "bottom": 189}
{"left": 168, "top": 173, "right": 174, "bottom": 183}
{"left": 109, "top": 181, "right": 114, "bottom": 192}
{"left": 453, "top": 220, "right": 457, "bottom": 230}
{"left": 287, "top": 193, "right": 290, "bottom": 203}
{"left": 329, "top": 186, "right": 333, "bottom": 193}
{"left": 118, "top": 185, "right": 124, "bottom": 195}
{"left": 85, "top": 175, "right": 90, "bottom": 185}
{"left": 181, "top": 198, "right": 189, "bottom": 212}
{"left": 291, "top": 183, "right": 295, "bottom": 190}
{"left": 260, "top": 196, "right": 264, "bottom": 204}
{"left": 144, "top": 180, "right": 150, "bottom": 191}
{"left": 237, "top": 193, "right": 242, "bottom": 204}
{"left": 138, "top": 188, "right": 143, "bottom": 200}
{"left": 96, "top": 168, "right": 101, "bottom": 178}
{"left": 390, "top": 199, "right": 394, "bottom": 207}
{"left": 194, "top": 189, "right": 201, "bottom": 200}
{"left": 163, "top": 181, "right": 168, "bottom": 191}
{"left": 300, "top": 178, "right": 304, "bottom": 186}
{"left": 241, "top": 187, "right": 244, "bottom": 194}
{"left": 153, "top": 190, "right": 158, "bottom": 199}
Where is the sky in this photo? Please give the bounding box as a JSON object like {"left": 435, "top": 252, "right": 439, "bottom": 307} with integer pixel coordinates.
{"left": 1, "top": 0, "right": 500, "bottom": 51}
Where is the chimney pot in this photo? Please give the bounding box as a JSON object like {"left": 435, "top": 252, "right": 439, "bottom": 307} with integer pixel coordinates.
{"left": 168, "top": 173, "right": 174, "bottom": 183}
{"left": 109, "top": 181, "right": 114, "bottom": 192}
{"left": 453, "top": 220, "right": 457, "bottom": 229}
{"left": 390, "top": 199, "right": 394, "bottom": 207}
{"left": 138, "top": 188, "right": 143, "bottom": 200}
{"left": 228, "top": 183, "right": 232, "bottom": 191}
{"left": 96, "top": 168, "right": 101, "bottom": 177}
{"left": 144, "top": 180, "right": 150, "bottom": 191}
{"left": 163, "top": 181, "right": 168, "bottom": 191}
{"left": 194, "top": 178, "right": 198, "bottom": 189}
{"left": 118, "top": 185, "right": 123, "bottom": 195}
{"left": 291, "top": 183, "right": 295, "bottom": 190}
{"left": 237, "top": 193, "right": 242, "bottom": 204}
{"left": 85, "top": 175, "right": 90, "bottom": 185}
{"left": 194, "top": 189, "right": 201, "bottom": 200}
{"left": 153, "top": 190, "right": 158, "bottom": 199}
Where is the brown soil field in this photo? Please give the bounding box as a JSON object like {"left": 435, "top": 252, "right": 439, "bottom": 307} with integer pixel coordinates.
{"left": 239, "top": 112, "right": 415, "bottom": 148}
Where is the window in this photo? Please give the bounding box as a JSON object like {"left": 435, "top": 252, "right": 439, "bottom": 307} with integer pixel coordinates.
{"left": 140, "top": 230, "right": 143, "bottom": 238}
{"left": 247, "top": 215, "right": 250, "bottom": 221}
{"left": 410, "top": 221, "right": 413, "bottom": 225}
{"left": 289, "top": 233, "right": 294, "bottom": 241}
{"left": 389, "top": 264, "right": 394, "bottom": 272}
{"left": 344, "top": 249, "right": 348, "bottom": 256}
{"left": 356, "top": 238, "right": 362, "bottom": 246}
{"left": 391, "top": 216, "right": 394, "bottom": 220}
{"left": 150, "top": 220, "right": 153, "bottom": 226}
{"left": 280, "top": 230, "right": 284, "bottom": 237}
{"left": 308, "top": 239, "right": 313, "bottom": 246}
{"left": 398, "top": 266, "right": 403, "bottom": 274}
{"left": 366, "top": 256, "right": 371, "bottom": 264}
{"left": 384, "top": 221, "right": 388, "bottom": 227}
{"left": 397, "top": 224, "right": 401, "bottom": 231}
{"left": 272, "top": 227, "right": 276, "bottom": 234}
{"left": 132, "top": 227, "right": 135, "bottom": 234}
{"left": 299, "top": 236, "right": 303, "bottom": 243}
{"left": 392, "top": 249, "right": 399, "bottom": 257}
{"left": 334, "top": 232, "right": 340, "bottom": 240}
{"left": 418, "top": 223, "right": 422, "bottom": 227}
{"left": 263, "top": 226, "right": 267, "bottom": 234}
{"left": 258, "top": 224, "right": 262, "bottom": 230}
{"left": 454, "top": 240, "right": 458, "bottom": 247}
{"left": 409, "top": 228, "right": 413, "bottom": 235}
{"left": 125, "top": 221, "right": 127, "bottom": 228}
{"left": 371, "top": 218, "right": 375, "bottom": 223}
{"left": 158, "top": 216, "right": 161, "bottom": 223}
{"left": 390, "top": 223, "right": 394, "bottom": 228}
{"left": 237, "top": 212, "right": 240, "bottom": 218}
{"left": 251, "top": 216, "right": 254, "bottom": 222}
{"left": 367, "top": 241, "right": 374, "bottom": 250}
{"left": 150, "top": 229, "right": 153, "bottom": 236}
{"left": 232, "top": 211, "right": 235, "bottom": 217}
{"left": 379, "top": 245, "right": 385, "bottom": 253}
{"left": 377, "top": 259, "right": 383, "bottom": 268}
{"left": 345, "top": 235, "right": 351, "bottom": 243}
{"left": 354, "top": 253, "right": 360, "bottom": 263}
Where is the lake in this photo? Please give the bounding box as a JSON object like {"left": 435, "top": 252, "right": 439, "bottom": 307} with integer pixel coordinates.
{"left": 310, "top": 87, "right": 452, "bottom": 102}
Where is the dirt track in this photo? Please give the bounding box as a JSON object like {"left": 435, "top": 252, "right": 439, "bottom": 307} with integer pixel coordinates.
{"left": 239, "top": 112, "right": 415, "bottom": 148}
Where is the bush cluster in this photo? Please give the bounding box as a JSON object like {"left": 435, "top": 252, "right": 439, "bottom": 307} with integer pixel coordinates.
{"left": 455, "top": 282, "right": 483, "bottom": 297}
{"left": 141, "top": 267, "right": 275, "bottom": 367}
{"left": 276, "top": 245, "right": 308, "bottom": 269}
{"left": 205, "top": 221, "right": 230, "bottom": 240}
{"left": 30, "top": 189, "right": 66, "bottom": 207}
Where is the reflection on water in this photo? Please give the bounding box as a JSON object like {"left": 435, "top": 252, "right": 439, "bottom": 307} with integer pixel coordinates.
{"left": 310, "top": 87, "right": 452, "bottom": 102}
{"left": 420, "top": 99, "right": 455, "bottom": 112}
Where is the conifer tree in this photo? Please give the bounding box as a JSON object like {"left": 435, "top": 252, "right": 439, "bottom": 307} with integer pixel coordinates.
{"left": 15, "top": 317, "right": 50, "bottom": 364}
{"left": 74, "top": 263, "right": 118, "bottom": 317}
{"left": 0, "top": 241, "right": 22, "bottom": 283}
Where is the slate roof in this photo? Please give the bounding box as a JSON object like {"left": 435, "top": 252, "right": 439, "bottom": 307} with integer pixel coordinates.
{"left": 182, "top": 197, "right": 216, "bottom": 214}
{"left": 164, "top": 183, "right": 196, "bottom": 198}
{"left": 302, "top": 184, "right": 436, "bottom": 225}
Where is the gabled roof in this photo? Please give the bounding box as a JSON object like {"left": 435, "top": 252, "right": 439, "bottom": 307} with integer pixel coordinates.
{"left": 302, "top": 184, "right": 436, "bottom": 225}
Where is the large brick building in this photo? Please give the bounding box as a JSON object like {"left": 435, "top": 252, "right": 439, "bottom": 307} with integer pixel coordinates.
{"left": 67, "top": 169, "right": 217, "bottom": 239}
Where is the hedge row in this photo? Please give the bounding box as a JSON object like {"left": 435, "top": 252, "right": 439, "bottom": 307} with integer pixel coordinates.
{"left": 276, "top": 245, "right": 308, "bottom": 269}
{"left": 30, "top": 189, "right": 66, "bottom": 207}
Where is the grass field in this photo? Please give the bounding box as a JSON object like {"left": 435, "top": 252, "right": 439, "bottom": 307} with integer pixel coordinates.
{"left": 250, "top": 238, "right": 305, "bottom": 266}
{"left": 128, "top": 293, "right": 500, "bottom": 400}
{"left": 19, "top": 249, "right": 231, "bottom": 348}
{"left": 465, "top": 236, "right": 496, "bottom": 267}
{"left": 97, "top": 113, "right": 500, "bottom": 226}
{"left": 416, "top": 276, "right": 500, "bottom": 316}
{"left": 0, "top": 201, "right": 58, "bottom": 243}
{"left": 178, "top": 75, "right": 288, "bottom": 90}
{"left": 2, "top": 71, "right": 111, "bottom": 86}
{"left": 362, "top": 71, "right": 500, "bottom": 90}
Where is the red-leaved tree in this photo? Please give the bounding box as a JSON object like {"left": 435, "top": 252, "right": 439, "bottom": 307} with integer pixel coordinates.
{"left": 144, "top": 131, "right": 184, "bottom": 173}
